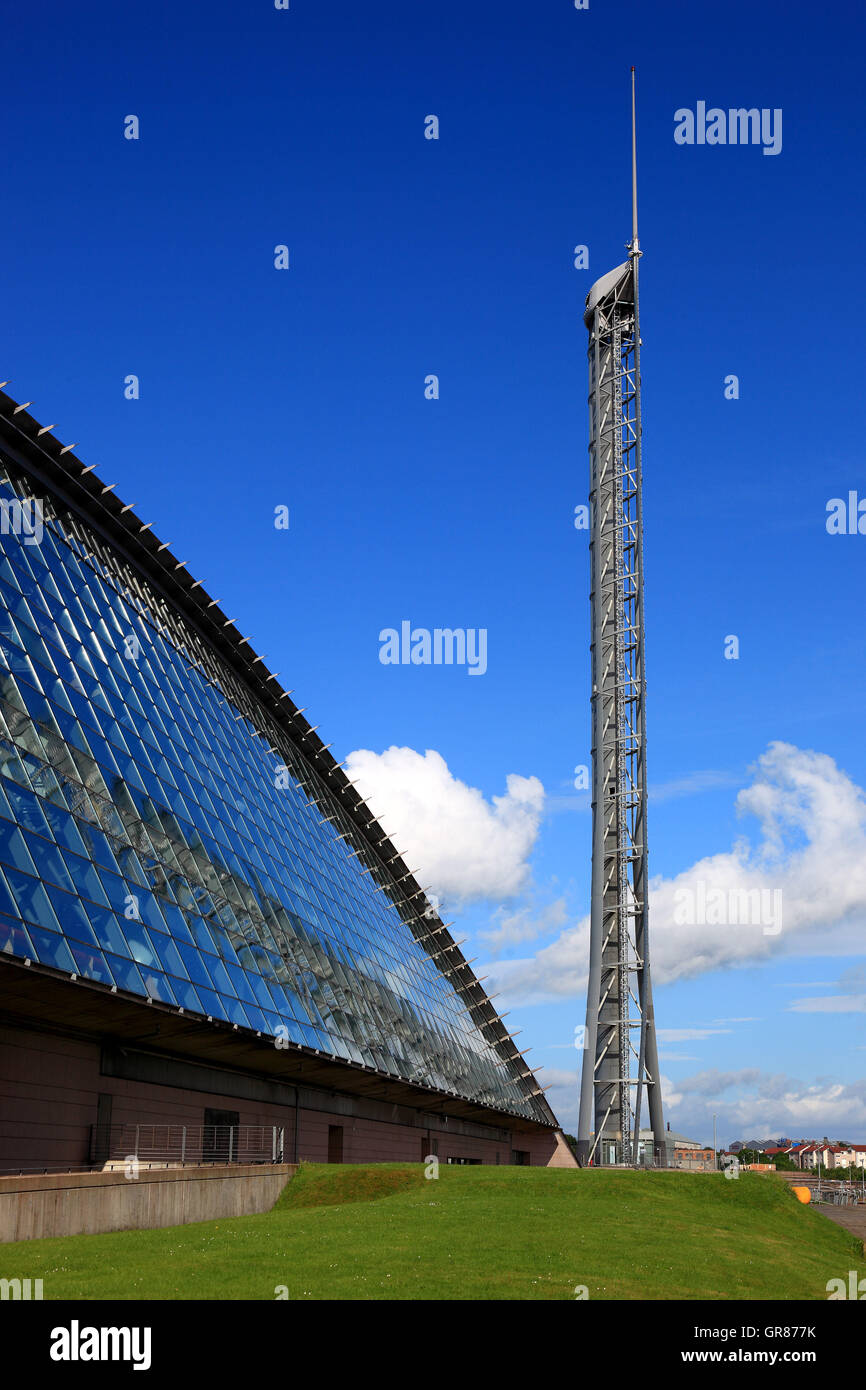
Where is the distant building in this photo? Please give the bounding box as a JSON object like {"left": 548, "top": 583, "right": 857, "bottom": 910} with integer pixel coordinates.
{"left": 728, "top": 1138, "right": 866, "bottom": 1172}
{"left": 638, "top": 1129, "right": 715, "bottom": 1171}
{"left": 792, "top": 1144, "right": 843, "bottom": 1171}
{"left": 833, "top": 1145, "right": 866, "bottom": 1170}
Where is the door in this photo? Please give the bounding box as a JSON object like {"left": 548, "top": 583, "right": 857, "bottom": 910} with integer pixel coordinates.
{"left": 93, "top": 1092, "right": 113, "bottom": 1165}
{"left": 327, "top": 1125, "right": 343, "bottom": 1164}
{"left": 203, "top": 1108, "right": 240, "bottom": 1162}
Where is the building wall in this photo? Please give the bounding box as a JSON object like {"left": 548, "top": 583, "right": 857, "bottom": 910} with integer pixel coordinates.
{"left": 673, "top": 1146, "right": 714, "bottom": 1165}
{"left": 0, "top": 1024, "right": 574, "bottom": 1171}
{"left": 528, "top": 1128, "right": 576, "bottom": 1168}
{"left": 0, "top": 1163, "right": 297, "bottom": 1244}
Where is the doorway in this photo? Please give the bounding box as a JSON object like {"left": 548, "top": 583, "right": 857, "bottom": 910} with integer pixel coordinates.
{"left": 203, "top": 1108, "right": 240, "bottom": 1162}
{"left": 327, "top": 1125, "right": 343, "bottom": 1164}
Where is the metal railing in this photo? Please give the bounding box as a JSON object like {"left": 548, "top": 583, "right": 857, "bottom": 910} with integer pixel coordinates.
{"left": 812, "top": 1181, "right": 863, "bottom": 1206}
{"left": 89, "top": 1124, "right": 286, "bottom": 1167}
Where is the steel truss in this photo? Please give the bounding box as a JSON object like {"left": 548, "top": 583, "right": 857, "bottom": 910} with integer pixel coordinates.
{"left": 576, "top": 72, "right": 667, "bottom": 1169}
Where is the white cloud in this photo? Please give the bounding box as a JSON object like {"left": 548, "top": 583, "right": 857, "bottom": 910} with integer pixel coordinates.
{"left": 343, "top": 746, "right": 544, "bottom": 903}
{"left": 661, "top": 1068, "right": 866, "bottom": 1145}
{"left": 540, "top": 1068, "right": 581, "bottom": 1130}
{"left": 546, "top": 768, "right": 741, "bottom": 817}
{"left": 789, "top": 964, "right": 866, "bottom": 1013}
{"left": 491, "top": 920, "right": 590, "bottom": 1005}
{"left": 490, "top": 743, "right": 866, "bottom": 1003}
{"left": 649, "top": 769, "right": 743, "bottom": 803}
{"left": 790, "top": 995, "right": 866, "bottom": 1013}
{"left": 774, "top": 981, "right": 838, "bottom": 988}
{"left": 480, "top": 897, "right": 568, "bottom": 952}
{"left": 538, "top": 1067, "right": 580, "bottom": 1090}
{"left": 537, "top": 1065, "right": 866, "bottom": 1142}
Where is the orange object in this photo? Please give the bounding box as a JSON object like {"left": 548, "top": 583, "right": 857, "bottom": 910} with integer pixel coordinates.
{"left": 792, "top": 1186, "right": 811, "bottom": 1204}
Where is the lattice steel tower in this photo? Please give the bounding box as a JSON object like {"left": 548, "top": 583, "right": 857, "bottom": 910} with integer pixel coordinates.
{"left": 576, "top": 71, "right": 667, "bottom": 1168}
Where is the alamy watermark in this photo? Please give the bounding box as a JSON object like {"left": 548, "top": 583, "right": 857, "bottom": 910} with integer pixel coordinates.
{"left": 826, "top": 1271, "right": 866, "bottom": 1300}
{"left": 50, "top": 1323, "right": 152, "bottom": 1370}
{"left": 674, "top": 103, "right": 782, "bottom": 156}
{"left": 826, "top": 493, "right": 866, "bottom": 534}
{"left": 379, "top": 622, "right": 487, "bottom": 676}
{"left": 673, "top": 882, "right": 782, "bottom": 936}
{"left": 0, "top": 496, "right": 43, "bottom": 545}
{"left": 1, "top": 1277, "right": 43, "bottom": 1299}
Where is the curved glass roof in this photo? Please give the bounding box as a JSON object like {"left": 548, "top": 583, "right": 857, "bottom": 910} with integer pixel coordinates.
{"left": 0, "top": 457, "right": 552, "bottom": 1124}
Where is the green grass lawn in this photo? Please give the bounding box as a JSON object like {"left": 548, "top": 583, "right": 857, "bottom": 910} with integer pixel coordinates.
{"left": 3, "top": 1164, "right": 863, "bottom": 1300}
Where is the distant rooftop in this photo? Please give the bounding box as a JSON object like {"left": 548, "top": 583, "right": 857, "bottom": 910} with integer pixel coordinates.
{"left": 638, "top": 1129, "right": 705, "bottom": 1147}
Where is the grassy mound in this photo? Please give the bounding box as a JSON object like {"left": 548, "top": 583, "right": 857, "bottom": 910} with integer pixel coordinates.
{"left": 276, "top": 1162, "right": 425, "bottom": 1208}
{"left": 2, "top": 1164, "right": 863, "bottom": 1300}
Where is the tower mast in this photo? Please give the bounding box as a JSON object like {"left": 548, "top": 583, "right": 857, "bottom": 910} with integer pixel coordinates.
{"left": 576, "top": 69, "right": 667, "bottom": 1168}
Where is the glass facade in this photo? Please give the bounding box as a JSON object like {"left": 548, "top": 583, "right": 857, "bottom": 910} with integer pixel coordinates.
{"left": 0, "top": 458, "right": 549, "bottom": 1123}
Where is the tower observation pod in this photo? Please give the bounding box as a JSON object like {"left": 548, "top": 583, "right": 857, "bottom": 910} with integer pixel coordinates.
{"left": 576, "top": 71, "right": 668, "bottom": 1169}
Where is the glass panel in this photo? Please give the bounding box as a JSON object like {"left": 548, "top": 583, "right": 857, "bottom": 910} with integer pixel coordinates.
{"left": 46, "top": 885, "right": 100, "bottom": 946}
{"left": 0, "top": 464, "right": 546, "bottom": 1122}
{"left": 69, "top": 944, "right": 115, "bottom": 985}
{"left": 27, "top": 923, "right": 76, "bottom": 972}
{"left": 0, "top": 914, "right": 34, "bottom": 959}
{"left": 103, "top": 951, "right": 146, "bottom": 994}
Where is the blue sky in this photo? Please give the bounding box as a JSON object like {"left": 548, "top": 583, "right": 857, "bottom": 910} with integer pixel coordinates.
{"left": 3, "top": 0, "right": 866, "bottom": 1146}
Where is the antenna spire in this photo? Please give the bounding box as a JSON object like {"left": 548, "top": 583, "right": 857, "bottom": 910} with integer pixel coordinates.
{"left": 630, "top": 67, "right": 639, "bottom": 254}
{"left": 578, "top": 62, "right": 666, "bottom": 1170}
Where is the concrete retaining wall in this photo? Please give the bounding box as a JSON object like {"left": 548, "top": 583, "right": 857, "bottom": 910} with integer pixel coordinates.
{"left": 0, "top": 1163, "right": 297, "bottom": 1243}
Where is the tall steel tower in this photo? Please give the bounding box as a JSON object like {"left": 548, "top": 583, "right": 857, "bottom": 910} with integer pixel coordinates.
{"left": 576, "top": 71, "right": 667, "bottom": 1168}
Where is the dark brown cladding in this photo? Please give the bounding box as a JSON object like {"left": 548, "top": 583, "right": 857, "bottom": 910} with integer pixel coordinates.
{"left": 0, "top": 950, "right": 559, "bottom": 1139}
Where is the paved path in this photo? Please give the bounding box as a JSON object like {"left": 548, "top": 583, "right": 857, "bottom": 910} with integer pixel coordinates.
{"left": 814, "top": 1202, "right": 866, "bottom": 1247}
{"left": 775, "top": 1174, "right": 866, "bottom": 1247}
